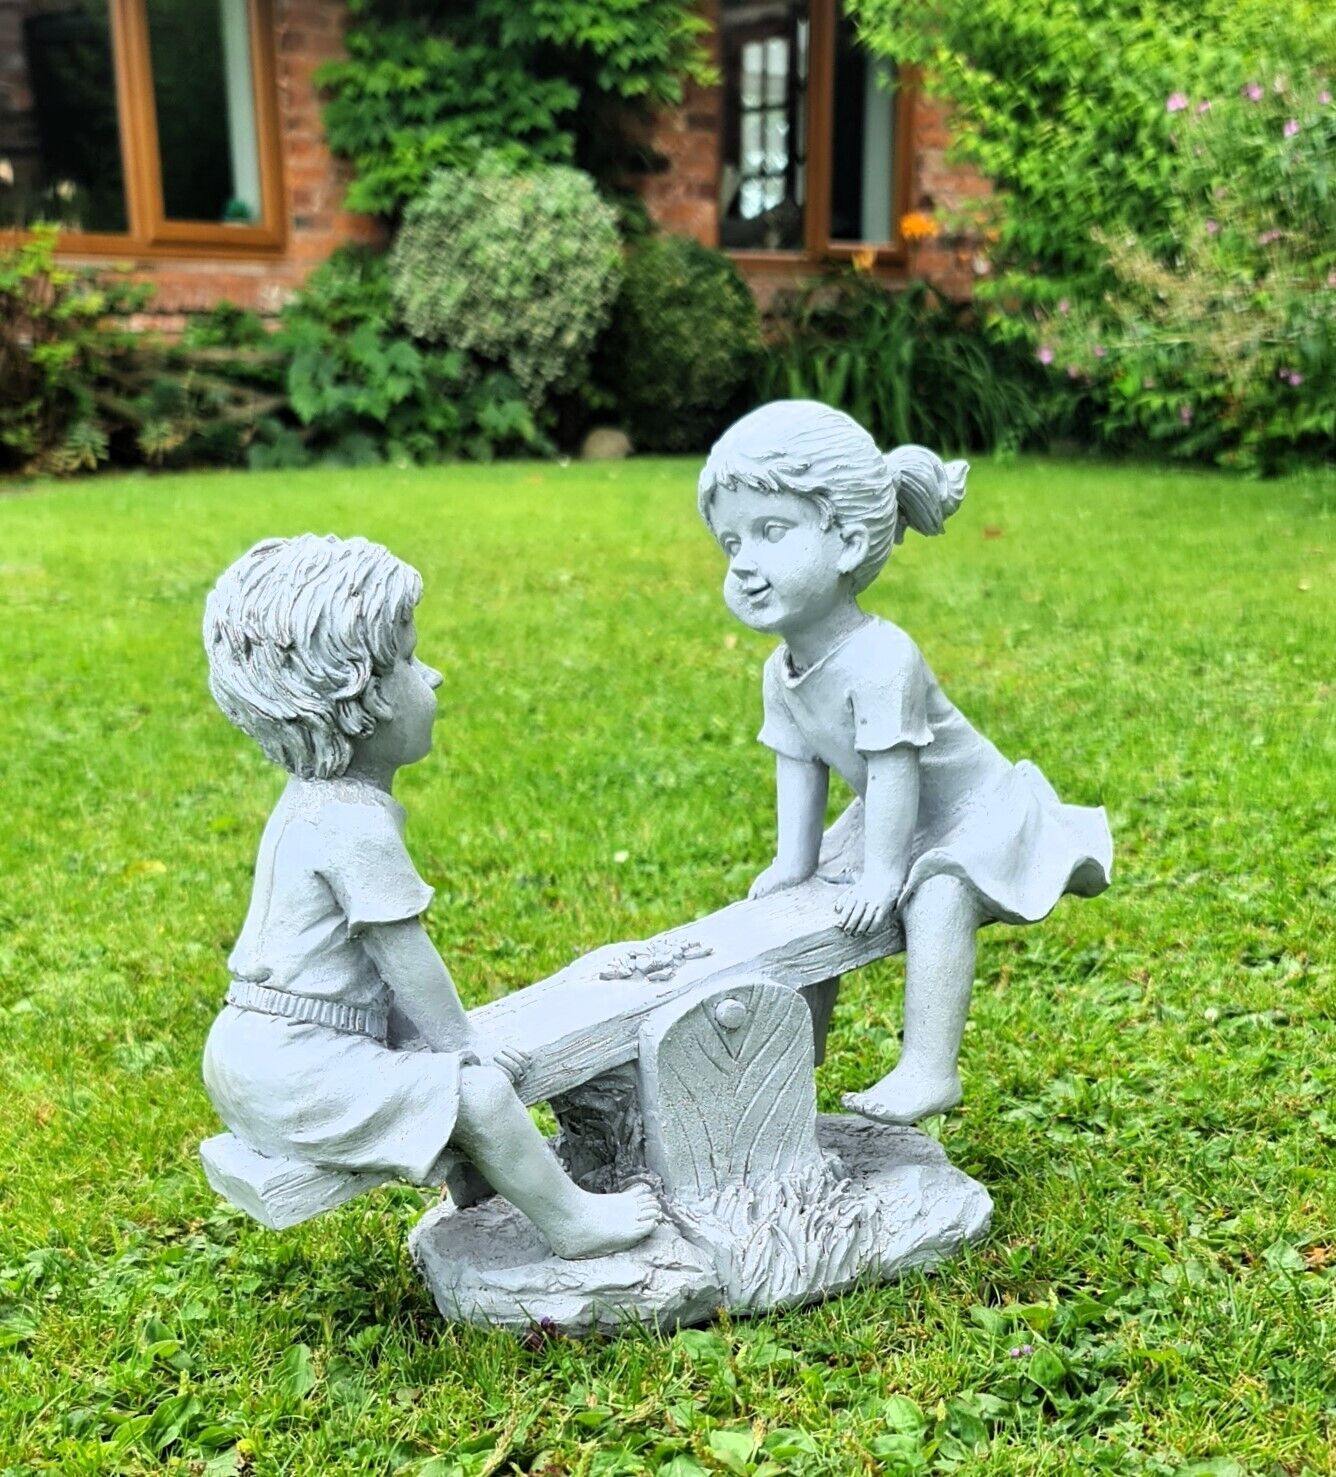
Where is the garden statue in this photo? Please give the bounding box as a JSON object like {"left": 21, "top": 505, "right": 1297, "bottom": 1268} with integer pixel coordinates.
{"left": 699, "top": 401, "right": 1113, "bottom": 1127}
{"left": 198, "top": 405, "right": 1112, "bottom": 1333}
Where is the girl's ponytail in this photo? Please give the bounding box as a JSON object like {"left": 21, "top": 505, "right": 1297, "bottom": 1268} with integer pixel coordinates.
{"left": 884, "top": 445, "right": 969, "bottom": 544}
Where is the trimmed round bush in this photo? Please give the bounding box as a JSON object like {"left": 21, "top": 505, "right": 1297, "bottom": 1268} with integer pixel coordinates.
{"left": 389, "top": 158, "right": 622, "bottom": 406}
{"left": 604, "top": 235, "right": 763, "bottom": 452}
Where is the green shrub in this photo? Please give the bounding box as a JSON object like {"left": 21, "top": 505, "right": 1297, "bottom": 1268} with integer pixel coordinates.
{"left": 602, "top": 235, "right": 763, "bottom": 453}
{"left": 0, "top": 225, "right": 283, "bottom": 474}
{"left": 1, "top": 225, "right": 140, "bottom": 472}
{"left": 316, "top": 0, "right": 714, "bottom": 219}
{"left": 273, "top": 246, "right": 546, "bottom": 466}
{"left": 1035, "top": 81, "right": 1334, "bottom": 470}
{"left": 389, "top": 159, "right": 622, "bottom": 409}
{"left": 760, "top": 275, "right": 1050, "bottom": 454}
{"left": 849, "top": 0, "right": 1335, "bottom": 469}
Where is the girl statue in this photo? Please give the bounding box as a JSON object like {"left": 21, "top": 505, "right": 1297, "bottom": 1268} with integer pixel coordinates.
{"left": 698, "top": 401, "right": 1113, "bottom": 1125}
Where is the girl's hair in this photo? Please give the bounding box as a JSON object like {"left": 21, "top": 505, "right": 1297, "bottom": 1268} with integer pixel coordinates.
{"left": 698, "top": 400, "right": 968, "bottom": 593}
{"left": 204, "top": 534, "right": 423, "bottom": 779}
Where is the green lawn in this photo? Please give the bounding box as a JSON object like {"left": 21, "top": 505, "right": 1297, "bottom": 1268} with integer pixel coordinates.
{"left": 1, "top": 457, "right": 1333, "bottom": 1476}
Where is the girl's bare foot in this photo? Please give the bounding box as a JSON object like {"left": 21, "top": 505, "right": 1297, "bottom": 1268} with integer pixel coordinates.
{"left": 842, "top": 1065, "right": 962, "bottom": 1125}
{"left": 544, "top": 1183, "right": 661, "bottom": 1260}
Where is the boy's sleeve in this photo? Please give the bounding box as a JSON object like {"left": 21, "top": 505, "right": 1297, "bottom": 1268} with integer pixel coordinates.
{"left": 850, "top": 633, "right": 934, "bottom": 754}
{"left": 758, "top": 654, "right": 820, "bottom": 763}
{"left": 316, "top": 802, "right": 435, "bottom": 937}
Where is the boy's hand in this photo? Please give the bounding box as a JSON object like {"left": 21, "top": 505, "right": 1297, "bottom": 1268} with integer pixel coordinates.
{"left": 834, "top": 872, "right": 900, "bottom": 935}
{"left": 748, "top": 860, "right": 814, "bottom": 900}
{"left": 490, "top": 1045, "right": 530, "bottom": 1087}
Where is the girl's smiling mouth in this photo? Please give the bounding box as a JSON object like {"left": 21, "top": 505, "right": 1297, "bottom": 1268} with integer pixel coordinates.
{"left": 738, "top": 578, "right": 772, "bottom": 598}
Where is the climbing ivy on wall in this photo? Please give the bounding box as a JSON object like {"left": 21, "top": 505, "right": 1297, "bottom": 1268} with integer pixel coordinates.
{"left": 317, "top": 0, "right": 716, "bottom": 219}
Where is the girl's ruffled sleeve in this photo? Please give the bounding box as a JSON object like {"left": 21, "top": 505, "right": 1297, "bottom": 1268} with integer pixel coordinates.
{"left": 850, "top": 631, "right": 934, "bottom": 754}
{"left": 758, "top": 653, "right": 820, "bottom": 762}
{"left": 316, "top": 801, "right": 435, "bottom": 937}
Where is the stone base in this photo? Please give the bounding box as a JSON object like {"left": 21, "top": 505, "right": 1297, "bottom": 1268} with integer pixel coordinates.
{"left": 409, "top": 1117, "right": 991, "bottom": 1333}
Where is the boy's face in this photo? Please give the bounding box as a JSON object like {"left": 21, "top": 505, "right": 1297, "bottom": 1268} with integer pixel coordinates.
{"left": 375, "top": 619, "right": 442, "bottom": 768}
{"left": 709, "top": 483, "right": 854, "bottom": 637}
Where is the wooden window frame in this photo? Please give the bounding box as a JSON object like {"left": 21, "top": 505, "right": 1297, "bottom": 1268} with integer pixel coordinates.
{"left": 5, "top": 0, "right": 286, "bottom": 258}
{"left": 721, "top": 0, "right": 916, "bottom": 274}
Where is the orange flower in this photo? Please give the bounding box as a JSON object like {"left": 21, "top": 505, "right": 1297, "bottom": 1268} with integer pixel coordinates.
{"left": 899, "top": 211, "right": 940, "bottom": 242}
{"left": 851, "top": 246, "right": 877, "bottom": 273}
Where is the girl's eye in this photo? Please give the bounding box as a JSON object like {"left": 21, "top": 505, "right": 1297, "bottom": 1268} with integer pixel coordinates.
{"left": 763, "top": 522, "right": 789, "bottom": 543}
{"left": 722, "top": 537, "right": 740, "bottom": 556}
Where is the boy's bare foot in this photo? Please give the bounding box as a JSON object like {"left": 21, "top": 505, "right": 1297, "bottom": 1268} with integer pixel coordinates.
{"left": 842, "top": 1066, "right": 962, "bottom": 1125}
{"left": 545, "top": 1183, "right": 661, "bottom": 1261}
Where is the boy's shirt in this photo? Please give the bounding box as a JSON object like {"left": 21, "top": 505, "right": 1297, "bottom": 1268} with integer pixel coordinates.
{"left": 229, "top": 777, "right": 434, "bottom": 1012}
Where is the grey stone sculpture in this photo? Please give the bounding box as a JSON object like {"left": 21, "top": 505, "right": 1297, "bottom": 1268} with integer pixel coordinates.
{"left": 199, "top": 416, "right": 1111, "bottom": 1332}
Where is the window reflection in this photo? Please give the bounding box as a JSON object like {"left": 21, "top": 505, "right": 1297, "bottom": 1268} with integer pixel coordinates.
{"left": 720, "top": 0, "right": 808, "bottom": 250}
{"left": 146, "top": 0, "right": 261, "bottom": 224}
{"left": 0, "top": 0, "right": 128, "bottom": 232}
{"left": 829, "top": 4, "right": 896, "bottom": 243}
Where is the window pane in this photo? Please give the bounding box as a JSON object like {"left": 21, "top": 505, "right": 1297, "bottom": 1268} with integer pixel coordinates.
{"left": 740, "top": 41, "right": 763, "bottom": 108}
{"left": 0, "top": 0, "right": 128, "bottom": 232}
{"left": 719, "top": 0, "right": 808, "bottom": 251}
{"left": 763, "top": 38, "right": 788, "bottom": 105}
{"left": 146, "top": 0, "right": 262, "bottom": 224}
{"left": 829, "top": 5, "right": 897, "bottom": 243}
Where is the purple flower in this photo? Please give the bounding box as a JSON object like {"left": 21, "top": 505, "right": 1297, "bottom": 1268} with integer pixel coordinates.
{"left": 1057, "top": 297, "right": 1070, "bottom": 314}
{"left": 1243, "top": 83, "right": 1264, "bottom": 102}
{"left": 1320, "top": 90, "right": 1333, "bottom": 105}
{"left": 1196, "top": 99, "right": 1212, "bottom": 115}
{"left": 1179, "top": 403, "right": 1194, "bottom": 424}
{"left": 1038, "top": 346, "right": 1055, "bottom": 366}
{"left": 1008, "top": 1343, "right": 1035, "bottom": 1358}
{"left": 1166, "top": 92, "right": 1190, "bottom": 114}
{"left": 1328, "top": 271, "right": 1336, "bottom": 287}
{"left": 1288, "top": 371, "right": 1304, "bottom": 386}
{"left": 1283, "top": 118, "right": 1300, "bottom": 138}
{"left": 1205, "top": 219, "right": 1219, "bottom": 235}
{"left": 1257, "top": 228, "right": 1282, "bottom": 245}
{"left": 1067, "top": 365, "right": 1081, "bottom": 380}
{"left": 1093, "top": 344, "right": 1107, "bottom": 359}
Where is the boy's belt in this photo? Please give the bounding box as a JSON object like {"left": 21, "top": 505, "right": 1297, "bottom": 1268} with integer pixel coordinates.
{"left": 225, "top": 979, "right": 388, "bottom": 1041}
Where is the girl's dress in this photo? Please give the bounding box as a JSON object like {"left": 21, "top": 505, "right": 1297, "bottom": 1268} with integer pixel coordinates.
{"left": 759, "top": 616, "right": 1112, "bottom": 921}
{"left": 203, "top": 777, "right": 467, "bottom": 1182}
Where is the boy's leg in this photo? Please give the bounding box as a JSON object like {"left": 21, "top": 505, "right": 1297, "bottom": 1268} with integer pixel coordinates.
{"left": 843, "top": 874, "right": 980, "bottom": 1124}
{"left": 451, "top": 1065, "right": 659, "bottom": 1259}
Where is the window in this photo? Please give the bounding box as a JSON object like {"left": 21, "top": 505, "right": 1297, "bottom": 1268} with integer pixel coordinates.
{"left": 0, "top": 0, "right": 283, "bottom": 253}
{"left": 718, "top": 0, "right": 912, "bottom": 263}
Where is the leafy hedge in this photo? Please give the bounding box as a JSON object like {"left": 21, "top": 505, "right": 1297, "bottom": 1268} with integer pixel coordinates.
{"left": 849, "top": 0, "right": 1335, "bottom": 468}
{"left": 316, "top": 0, "right": 715, "bottom": 219}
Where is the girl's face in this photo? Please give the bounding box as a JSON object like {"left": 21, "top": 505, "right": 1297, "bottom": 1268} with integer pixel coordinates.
{"left": 710, "top": 483, "right": 858, "bottom": 636}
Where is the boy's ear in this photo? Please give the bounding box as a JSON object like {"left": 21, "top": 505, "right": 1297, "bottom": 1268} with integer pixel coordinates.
{"left": 836, "top": 524, "right": 870, "bottom": 576}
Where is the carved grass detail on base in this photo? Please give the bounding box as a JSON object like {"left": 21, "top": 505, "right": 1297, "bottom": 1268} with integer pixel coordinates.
{"left": 410, "top": 1117, "right": 992, "bottom": 1334}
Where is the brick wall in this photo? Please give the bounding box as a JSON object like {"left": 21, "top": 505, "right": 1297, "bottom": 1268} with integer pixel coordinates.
{"left": 902, "top": 90, "right": 993, "bottom": 302}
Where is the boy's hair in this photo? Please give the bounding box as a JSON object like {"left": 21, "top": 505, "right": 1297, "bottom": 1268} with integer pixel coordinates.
{"left": 698, "top": 400, "right": 967, "bottom": 594}
{"left": 204, "top": 534, "right": 423, "bottom": 779}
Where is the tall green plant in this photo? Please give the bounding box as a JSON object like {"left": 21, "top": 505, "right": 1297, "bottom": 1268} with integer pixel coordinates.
{"left": 317, "top": 0, "right": 714, "bottom": 219}
{"left": 760, "top": 276, "right": 1048, "bottom": 454}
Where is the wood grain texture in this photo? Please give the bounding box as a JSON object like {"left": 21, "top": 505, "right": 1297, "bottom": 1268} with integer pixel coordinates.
{"left": 471, "top": 802, "right": 902, "bottom": 1105}
{"left": 639, "top": 981, "right": 823, "bottom": 1195}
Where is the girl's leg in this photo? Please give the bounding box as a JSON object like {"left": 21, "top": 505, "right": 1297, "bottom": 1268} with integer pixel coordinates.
{"left": 843, "top": 874, "right": 981, "bottom": 1124}
{"left": 451, "top": 1065, "right": 659, "bottom": 1259}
